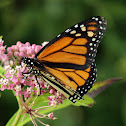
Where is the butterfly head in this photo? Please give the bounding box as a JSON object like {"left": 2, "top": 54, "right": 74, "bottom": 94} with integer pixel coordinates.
{"left": 21, "top": 57, "right": 43, "bottom": 70}
{"left": 21, "top": 57, "right": 34, "bottom": 67}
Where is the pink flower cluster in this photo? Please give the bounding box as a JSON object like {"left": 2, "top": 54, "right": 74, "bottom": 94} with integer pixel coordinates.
{"left": 0, "top": 39, "right": 9, "bottom": 65}
{"left": 7, "top": 41, "right": 42, "bottom": 60}
{"left": 0, "top": 39, "right": 66, "bottom": 107}
{"left": 48, "top": 90, "right": 66, "bottom": 107}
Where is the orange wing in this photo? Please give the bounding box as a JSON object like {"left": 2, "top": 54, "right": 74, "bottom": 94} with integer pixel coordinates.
{"left": 44, "top": 66, "right": 91, "bottom": 90}
{"left": 40, "top": 61, "right": 97, "bottom": 103}
{"left": 35, "top": 16, "right": 107, "bottom": 70}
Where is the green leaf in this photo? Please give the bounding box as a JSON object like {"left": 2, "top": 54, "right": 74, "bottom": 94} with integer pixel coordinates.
{"left": 6, "top": 95, "right": 69, "bottom": 126}
{"left": 6, "top": 92, "right": 95, "bottom": 126}
{"left": 7, "top": 77, "right": 121, "bottom": 126}
{"left": 87, "top": 78, "right": 122, "bottom": 98}
{"left": 121, "top": 92, "right": 126, "bottom": 126}
{"left": 0, "top": 36, "right": 3, "bottom": 39}
{"left": 0, "top": 65, "right": 5, "bottom": 78}
{"left": 6, "top": 78, "right": 121, "bottom": 125}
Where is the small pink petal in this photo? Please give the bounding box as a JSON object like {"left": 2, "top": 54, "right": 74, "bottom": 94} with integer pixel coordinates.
{"left": 25, "top": 42, "right": 30, "bottom": 46}
{"left": 48, "top": 112, "right": 55, "bottom": 119}
{"left": 16, "top": 41, "right": 22, "bottom": 47}
{"left": 8, "top": 51, "right": 13, "bottom": 57}
{"left": 11, "top": 45, "right": 16, "bottom": 50}
{"left": 14, "top": 51, "right": 19, "bottom": 57}
{"left": 49, "top": 89, "right": 55, "bottom": 94}
{"left": 19, "top": 47, "right": 27, "bottom": 52}
{"left": 19, "top": 52, "right": 25, "bottom": 57}
{"left": 7, "top": 47, "right": 12, "bottom": 52}
{"left": 27, "top": 49, "right": 34, "bottom": 55}
{"left": 32, "top": 44, "right": 36, "bottom": 49}
{"left": 35, "top": 45, "right": 42, "bottom": 53}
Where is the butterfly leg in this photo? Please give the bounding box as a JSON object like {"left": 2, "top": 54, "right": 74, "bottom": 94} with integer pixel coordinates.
{"left": 35, "top": 75, "right": 42, "bottom": 95}
{"left": 22, "top": 66, "right": 31, "bottom": 78}
{"left": 35, "top": 75, "right": 40, "bottom": 87}
{"left": 22, "top": 72, "right": 30, "bottom": 80}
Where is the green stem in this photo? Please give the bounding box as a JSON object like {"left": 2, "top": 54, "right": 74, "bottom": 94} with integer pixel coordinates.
{"left": 11, "top": 107, "right": 23, "bottom": 126}
{"left": 11, "top": 93, "right": 35, "bottom": 126}
{"left": 16, "top": 94, "right": 22, "bottom": 108}
{"left": 11, "top": 95, "right": 23, "bottom": 126}
{"left": 7, "top": 91, "right": 36, "bottom": 126}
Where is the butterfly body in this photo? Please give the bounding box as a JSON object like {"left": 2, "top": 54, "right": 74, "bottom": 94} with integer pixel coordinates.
{"left": 22, "top": 16, "right": 107, "bottom": 103}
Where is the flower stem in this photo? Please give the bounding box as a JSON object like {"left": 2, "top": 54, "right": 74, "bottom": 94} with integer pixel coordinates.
{"left": 11, "top": 93, "right": 23, "bottom": 126}
{"left": 12, "top": 107, "right": 23, "bottom": 126}
{"left": 11, "top": 93, "right": 35, "bottom": 126}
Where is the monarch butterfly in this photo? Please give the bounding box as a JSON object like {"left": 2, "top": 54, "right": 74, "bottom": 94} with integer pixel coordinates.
{"left": 22, "top": 16, "right": 107, "bottom": 103}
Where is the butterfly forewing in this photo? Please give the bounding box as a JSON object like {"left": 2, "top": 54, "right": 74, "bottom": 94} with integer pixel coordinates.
{"left": 36, "top": 16, "right": 107, "bottom": 70}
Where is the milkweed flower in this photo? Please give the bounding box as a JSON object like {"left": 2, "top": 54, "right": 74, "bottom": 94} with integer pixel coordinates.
{"left": 0, "top": 39, "right": 8, "bottom": 65}
{"left": 0, "top": 38, "right": 64, "bottom": 126}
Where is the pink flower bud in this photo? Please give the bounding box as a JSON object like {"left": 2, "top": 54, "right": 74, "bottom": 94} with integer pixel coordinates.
{"left": 32, "top": 44, "right": 36, "bottom": 49}
{"left": 48, "top": 112, "right": 55, "bottom": 119}
{"left": 25, "top": 42, "right": 30, "bottom": 46}
{"left": 2, "top": 54, "right": 9, "bottom": 62}
{"left": 19, "top": 52, "right": 25, "bottom": 57}
{"left": 0, "top": 39, "right": 4, "bottom": 46}
{"left": 49, "top": 89, "right": 55, "bottom": 94}
{"left": 14, "top": 51, "right": 19, "bottom": 57}
{"left": 35, "top": 45, "right": 42, "bottom": 53}
{"left": 8, "top": 51, "right": 13, "bottom": 57}
{"left": 16, "top": 41, "right": 22, "bottom": 47}
{"left": 27, "top": 48, "right": 34, "bottom": 55}
{"left": 31, "top": 54, "right": 35, "bottom": 58}
{"left": 11, "top": 45, "right": 16, "bottom": 50}
{"left": 19, "top": 47, "right": 27, "bottom": 52}
{"left": 7, "top": 47, "right": 12, "bottom": 52}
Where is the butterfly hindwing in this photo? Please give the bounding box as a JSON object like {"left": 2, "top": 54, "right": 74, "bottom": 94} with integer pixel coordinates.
{"left": 39, "top": 61, "right": 97, "bottom": 103}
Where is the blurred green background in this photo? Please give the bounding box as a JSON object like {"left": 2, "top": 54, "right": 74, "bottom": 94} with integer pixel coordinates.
{"left": 0, "top": 0, "right": 126, "bottom": 126}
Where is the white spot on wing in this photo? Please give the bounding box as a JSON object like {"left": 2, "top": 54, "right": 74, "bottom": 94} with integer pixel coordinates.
{"left": 81, "top": 27, "right": 86, "bottom": 31}
{"left": 75, "top": 33, "right": 81, "bottom": 37}
{"left": 74, "top": 24, "right": 78, "bottom": 28}
{"left": 92, "top": 38, "right": 96, "bottom": 41}
{"left": 89, "top": 43, "right": 93, "bottom": 46}
{"left": 80, "top": 24, "right": 84, "bottom": 28}
{"left": 99, "top": 21, "right": 102, "bottom": 24}
{"left": 70, "top": 97, "right": 73, "bottom": 100}
{"left": 92, "top": 17, "right": 95, "bottom": 19}
{"left": 65, "top": 29, "right": 71, "bottom": 33}
{"left": 57, "top": 34, "right": 61, "bottom": 37}
{"left": 90, "top": 47, "right": 93, "bottom": 50}
{"left": 95, "top": 18, "right": 98, "bottom": 21}
{"left": 87, "top": 31, "right": 94, "bottom": 37}
{"left": 70, "top": 30, "right": 76, "bottom": 34}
